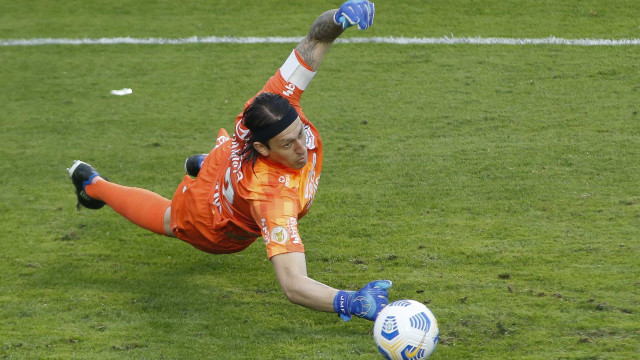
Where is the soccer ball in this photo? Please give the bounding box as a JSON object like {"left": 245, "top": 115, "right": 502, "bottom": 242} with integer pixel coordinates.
{"left": 373, "top": 299, "right": 439, "bottom": 360}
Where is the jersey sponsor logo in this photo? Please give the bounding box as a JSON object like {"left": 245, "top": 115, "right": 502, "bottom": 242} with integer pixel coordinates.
{"left": 222, "top": 167, "right": 235, "bottom": 215}
{"left": 261, "top": 218, "right": 270, "bottom": 245}
{"left": 235, "top": 120, "right": 250, "bottom": 140}
{"left": 304, "top": 125, "right": 315, "bottom": 150}
{"left": 229, "top": 121, "right": 250, "bottom": 182}
{"left": 216, "top": 134, "right": 230, "bottom": 148}
{"left": 212, "top": 181, "right": 222, "bottom": 213}
{"left": 270, "top": 226, "right": 289, "bottom": 245}
{"left": 287, "top": 217, "right": 301, "bottom": 244}
{"left": 278, "top": 175, "right": 291, "bottom": 187}
{"left": 304, "top": 153, "right": 319, "bottom": 203}
{"left": 228, "top": 146, "right": 243, "bottom": 182}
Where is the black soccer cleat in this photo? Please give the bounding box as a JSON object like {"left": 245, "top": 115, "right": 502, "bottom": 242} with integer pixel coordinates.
{"left": 67, "top": 160, "right": 107, "bottom": 210}
{"left": 184, "top": 154, "right": 207, "bottom": 177}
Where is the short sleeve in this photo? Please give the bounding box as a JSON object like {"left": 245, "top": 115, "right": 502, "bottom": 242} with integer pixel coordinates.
{"left": 250, "top": 189, "right": 305, "bottom": 259}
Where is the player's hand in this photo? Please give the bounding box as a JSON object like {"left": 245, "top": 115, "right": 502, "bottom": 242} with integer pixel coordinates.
{"left": 334, "top": 280, "right": 392, "bottom": 321}
{"left": 334, "top": 0, "right": 375, "bottom": 30}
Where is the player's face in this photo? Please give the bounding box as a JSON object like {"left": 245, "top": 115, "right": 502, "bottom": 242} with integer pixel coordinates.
{"left": 263, "top": 118, "right": 308, "bottom": 169}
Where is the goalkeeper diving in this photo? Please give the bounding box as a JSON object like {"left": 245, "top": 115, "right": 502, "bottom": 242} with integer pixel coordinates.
{"left": 67, "top": 0, "right": 391, "bottom": 322}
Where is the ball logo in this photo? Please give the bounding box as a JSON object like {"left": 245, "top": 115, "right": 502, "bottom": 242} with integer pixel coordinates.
{"left": 381, "top": 316, "right": 399, "bottom": 341}
{"left": 270, "top": 226, "right": 289, "bottom": 245}
{"left": 405, "top": 331, "right": 428, "bottom": 359}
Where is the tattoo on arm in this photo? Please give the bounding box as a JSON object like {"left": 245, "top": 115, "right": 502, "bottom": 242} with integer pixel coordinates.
{"left": 296, "top": 10, "right": 344, "bottom": 70}
{"left": 307, "top": 10, "right": 344, "bottom": 43}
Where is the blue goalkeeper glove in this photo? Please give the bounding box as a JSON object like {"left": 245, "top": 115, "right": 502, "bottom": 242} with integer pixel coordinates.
{"left": 334, "top": 0, "right": 375, "bottom": 30}
{"left": 333, "top": 280, "right": 392, "bottom": 321}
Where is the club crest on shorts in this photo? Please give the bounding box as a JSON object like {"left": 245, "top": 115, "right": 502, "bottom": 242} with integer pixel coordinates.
{"left": 270, "top": 226, "right": 289, "bottom": 245}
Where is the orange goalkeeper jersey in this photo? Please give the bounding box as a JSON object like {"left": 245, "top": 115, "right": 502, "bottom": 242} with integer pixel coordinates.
{"left": 170, "top": 49, "right": 322, "bottom": 259}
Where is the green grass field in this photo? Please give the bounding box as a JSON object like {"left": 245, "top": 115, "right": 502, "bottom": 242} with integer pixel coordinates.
{"left": 1, "top": 1, "right": 639, "bottom": 359}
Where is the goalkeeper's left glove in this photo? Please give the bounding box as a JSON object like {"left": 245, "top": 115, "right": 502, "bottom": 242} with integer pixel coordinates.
{"left": 334, "top": 0, "right": 375, "bottom": 30}
{"left": 333, "top": 280, "right": 392, "bottom": 321}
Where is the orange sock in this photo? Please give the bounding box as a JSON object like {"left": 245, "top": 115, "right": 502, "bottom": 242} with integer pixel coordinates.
{"left": 85, "top": 179, "right": 171, "bottom": 236}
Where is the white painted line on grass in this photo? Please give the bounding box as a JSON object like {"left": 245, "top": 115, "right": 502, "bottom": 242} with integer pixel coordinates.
{"left": 1, "top": 36, "right": 640, "bottom": 46}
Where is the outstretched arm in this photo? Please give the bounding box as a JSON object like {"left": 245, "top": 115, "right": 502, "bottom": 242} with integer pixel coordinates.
{"left": 271, "top": 252, "right": 337, "bottom": 312}
{"left": 295, "top": 10, "right": 344, "bottom": 71}
{"left": 269, "top": 1, "right": 386, "bottom": 321}
{"left": 295, "top": 0, "right": 375, "bottom": 71}
{"left": 272, "top": 252, "right": 392, "bottom": 321}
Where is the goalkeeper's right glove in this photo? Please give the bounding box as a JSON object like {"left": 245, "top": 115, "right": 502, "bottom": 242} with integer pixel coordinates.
{"left": 334, "top": 0, "right": 375, "bottom": 30}
{"left": 333, "top": 280, "right": 392, "bottom": 321}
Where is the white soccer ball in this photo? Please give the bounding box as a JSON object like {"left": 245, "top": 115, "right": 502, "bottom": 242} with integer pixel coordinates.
{"left": 373, "top": 299, "right": 439, "bottom": 360}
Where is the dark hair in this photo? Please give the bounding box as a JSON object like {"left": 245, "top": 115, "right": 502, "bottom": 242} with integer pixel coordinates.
{"left": 240, "top": 92, "right": 296, "bottom": 168}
